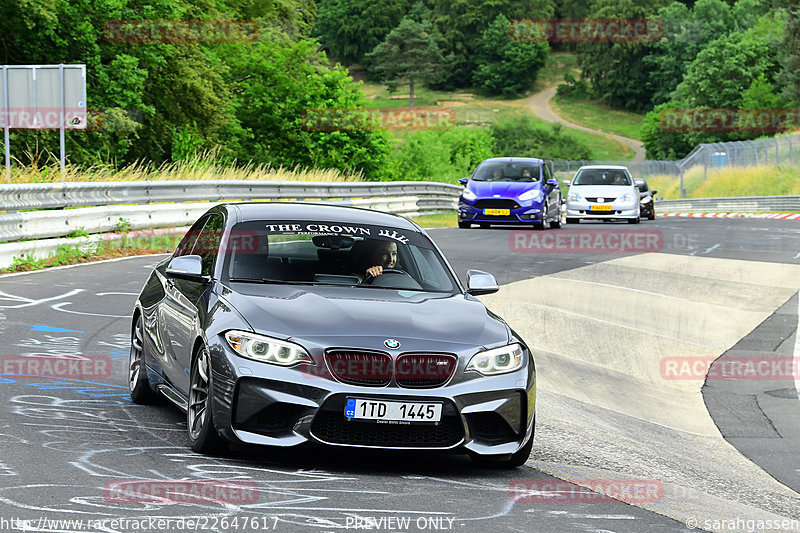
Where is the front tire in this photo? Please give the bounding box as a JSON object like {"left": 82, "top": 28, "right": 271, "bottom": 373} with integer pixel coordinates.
{"left": 565, "top": 217, "right": 578, "bottom": 224}
{"left": 458, "top": 221, "right": 471, "bottom": 229}
{"left": 628, "top": 216, "right": 640, "bottom": 224}
{"left": 188, "top": 346, "right": 226, "bottom": 454}
{"left": 129, "top": 314, "right": 158, "bottom": 404}
{"left": 648, "top": 211, "right": 656, "bottom": 221}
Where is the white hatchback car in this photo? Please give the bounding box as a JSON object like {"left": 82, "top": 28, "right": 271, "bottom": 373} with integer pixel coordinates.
{"left": 563, "top": 165, "right": 640, "bottom": 224}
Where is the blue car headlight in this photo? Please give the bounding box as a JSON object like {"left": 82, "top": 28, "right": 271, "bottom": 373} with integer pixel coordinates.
{"left": 466, "top": 343, "right": 524, "bottom": 376}
{"left": 518, "top": 189, "right": 544, "bottom": 202}
{"left": 225, "top": 330, "right": 314, "bottom": 366}
{"left": 461, "top": 188, "right": 477, "bottom": 201}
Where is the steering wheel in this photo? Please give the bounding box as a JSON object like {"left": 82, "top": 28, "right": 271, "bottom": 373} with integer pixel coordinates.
{"left": 361, "top": 268, "right": 412, "bottom": 285}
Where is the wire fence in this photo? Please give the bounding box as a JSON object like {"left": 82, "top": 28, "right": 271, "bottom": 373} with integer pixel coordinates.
{"left": 552, "top": 133, "right": 800, "bottom": 197}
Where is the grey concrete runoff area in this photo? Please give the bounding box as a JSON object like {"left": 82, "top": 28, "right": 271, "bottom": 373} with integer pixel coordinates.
{"left": 0, "top": 216, "right": 798, "bottom": 533}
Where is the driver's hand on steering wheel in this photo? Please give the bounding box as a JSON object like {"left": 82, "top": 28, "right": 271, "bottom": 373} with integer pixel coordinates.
{"left": 365, "top": 265, "right": 383, "bottom": 278}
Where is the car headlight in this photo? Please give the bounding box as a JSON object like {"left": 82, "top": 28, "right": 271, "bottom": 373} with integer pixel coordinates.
{"left": 640, "top": 196, "right": 652, "bottom": 204}
{"left": 466, "top": 343, "right": 524, "bottom": 376}
{"left": 567, "top": 192, "right": 583, "bottom": 202}
{"left": 225, "top": 330, "right": 313, "bottom": 366}
{"left": 461, "top": 188, "right": 477, "bottom": 201}
{"left": 619, "top": 193, "right": 633, "bottom": 202}
{"left": 518, "top": 189, "right": 544, "bottom": 202}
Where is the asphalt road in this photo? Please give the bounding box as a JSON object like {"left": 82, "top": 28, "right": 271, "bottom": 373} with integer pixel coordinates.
{"left": 0, "top": 216, "right": 798, "bottom": 533}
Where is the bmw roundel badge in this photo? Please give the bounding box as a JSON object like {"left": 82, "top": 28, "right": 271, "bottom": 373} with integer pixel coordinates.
{"left": 384, "top": 339, "right": 401, "bottom": 349}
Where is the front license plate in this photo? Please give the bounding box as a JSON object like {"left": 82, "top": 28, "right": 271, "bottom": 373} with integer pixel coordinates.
{"left": 484, "top": 208, "right": 510, "bottom": 215}
{"left": 345, "top": 398, "right": 442, "bottom": 424}
{"left": 590, "top": 205, "right": 613, "bottom": 211}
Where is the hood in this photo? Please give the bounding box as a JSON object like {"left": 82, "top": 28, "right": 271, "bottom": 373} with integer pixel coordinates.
{"left": 220, "top": 284, "right": 510, "bottom": 353}
{"left": 568, "top": 184, "right": 635, "bottom": 198}
{"left": 468, "top": 180, "right": 540, "bottom": 198}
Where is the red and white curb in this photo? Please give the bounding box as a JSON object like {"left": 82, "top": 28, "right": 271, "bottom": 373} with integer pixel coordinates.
{"left": 659, "top": 212, "right": 800, "bottom": 219}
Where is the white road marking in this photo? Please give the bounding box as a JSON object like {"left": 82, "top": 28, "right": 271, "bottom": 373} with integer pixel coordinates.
{"left": 794, "top": 292, "right": 800, "bottom": 401}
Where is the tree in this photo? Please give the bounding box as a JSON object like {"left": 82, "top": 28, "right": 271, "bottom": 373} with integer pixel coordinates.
{"left": 314, "top": 0, "right": 413, "bottom": 65}
{"left": 673, "top": 30, "right": 780, "bottom": 109}
{"left": 577, "top": 0, "right": 671, "bottom": 112}
{"left": 778, "top": 4, "right": 800, "bottom": 104}
{"left": 365, "top": 17, "right": 445, "bottom": 110}
{"left": 428, "top": 0, "right": 554, "bottom": 89}
{"left": 473, "top": 15, "right": 549, "bottom": 97}
{"left": 227, "top": 40, "right": 390, "bottom": 179}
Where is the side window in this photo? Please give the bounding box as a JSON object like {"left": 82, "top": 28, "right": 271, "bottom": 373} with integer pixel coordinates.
{"left": 174, "top": 216, "right": 208, "bottom": 257}
{"left": 543, "top": 164, "right": 552, "bottom": 182}
{"left": 191, "top": 214, "right": 225, "bottom": 277}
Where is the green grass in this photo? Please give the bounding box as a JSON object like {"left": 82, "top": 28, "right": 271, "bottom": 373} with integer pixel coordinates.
{"left": 551, "top": 95, "right": 645, "bottom": 141}
{"left": 558, "top": 126, "right": 634, "bottom": 161}
{"left": 6, "top": 153, "right": 364, "bottom": 184}
{"left": 409, "top": 212, "right": 457, "bottom": 228}
{"left": 1, "top": 232, "right": 183, "bottom": 274}
{"left": 645, "top": 165, "right": 800, "bottom": 200}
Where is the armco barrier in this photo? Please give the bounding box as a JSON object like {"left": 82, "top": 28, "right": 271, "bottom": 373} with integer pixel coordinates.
{"left": 0, "top": 180, "right": 462, "bottom": 212}
{"left": 0, "top": 196, "right": 434, "bottom": 243}
{"left": 0, "top": 179, "right": 462, "bottom": 243}
{"left": 656, "top": 195, "right": 800, "bottom": 213}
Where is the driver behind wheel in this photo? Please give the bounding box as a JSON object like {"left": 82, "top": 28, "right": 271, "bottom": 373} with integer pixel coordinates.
{"left": 351, "top": 239, "right": 397, "bottom": 281}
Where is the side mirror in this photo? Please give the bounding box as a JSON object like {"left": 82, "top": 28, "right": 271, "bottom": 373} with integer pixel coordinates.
{"left": 651, "top": 190, "right": 658, "bottom": 195}
{"left": 562, "top": 179, "right": 571, "bottom": 186}
{"left": 459, "top": 178, "right": 469, "bottom": 185}
{"left": 466, "top": 269, "right": 499, "bottom": 296}
{"left": 166, "top": 255, "right": 207, "bottom": 282}
{"left": 545, "top": 179, "right": 558, "bottom": 187}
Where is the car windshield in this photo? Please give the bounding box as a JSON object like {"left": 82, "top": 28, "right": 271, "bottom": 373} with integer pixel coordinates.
{"left": 573, "top": 169, "right": 632, "bottom": 186}
{"left": 472, "top": 162, "right": 540, "bottom": 182}
{"left": 224, "top": 220, "right": 457, "bottom": 293}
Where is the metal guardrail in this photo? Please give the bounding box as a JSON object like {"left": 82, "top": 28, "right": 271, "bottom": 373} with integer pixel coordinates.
{"left": 0, "top": 180, "right": 462, "bottom": 243}
{"left": 656, "top": 195, "right": 800, "bottom": 213}
{"left": 0, "top": 180, "right": 462, "bottom": 212}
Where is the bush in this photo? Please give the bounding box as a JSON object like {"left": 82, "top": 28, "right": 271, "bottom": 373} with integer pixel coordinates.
{"left": 491, "top": 115, "right": 592, "bottom": 160}
{"left": 556, "top": 72, "right": 592, "bottom": 100}
{"left": 384, "top": 128, "right": 495, "bottom": 182}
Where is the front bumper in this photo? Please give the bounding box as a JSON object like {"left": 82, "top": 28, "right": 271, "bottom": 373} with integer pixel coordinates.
{"left": 565, "top": 200, "right": 639, "bottom": 219}
{"left": 458, "top": 199, "right": 544, "bottom": 224}
{"left": 208, "top": 340, "right": 536, "bottom": 457}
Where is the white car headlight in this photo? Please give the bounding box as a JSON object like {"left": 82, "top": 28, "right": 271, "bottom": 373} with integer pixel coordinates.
{"left": 518, "top": 189, "right": 544, "bottom": 202}
{"left": 466, "top": 343, "right": 524, "bottom": 376}
{"left": 640, "top": 196, "right": 652, "bottom": 204}
{"left": 461, "top": 188, "right": 477, "bottom": 201}
{"left": 567, "top": 192, "right": 583, "bottom": 202}
{"left": 225, "top": 330, "right": 313, "bottom": 366}
{"left": 619, "top": 193, "right": 633, "bottom": 202}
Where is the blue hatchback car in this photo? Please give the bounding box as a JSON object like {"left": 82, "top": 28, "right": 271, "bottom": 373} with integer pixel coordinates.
{"left": 457, "top": 157, "right": 563, "bottom": 229}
